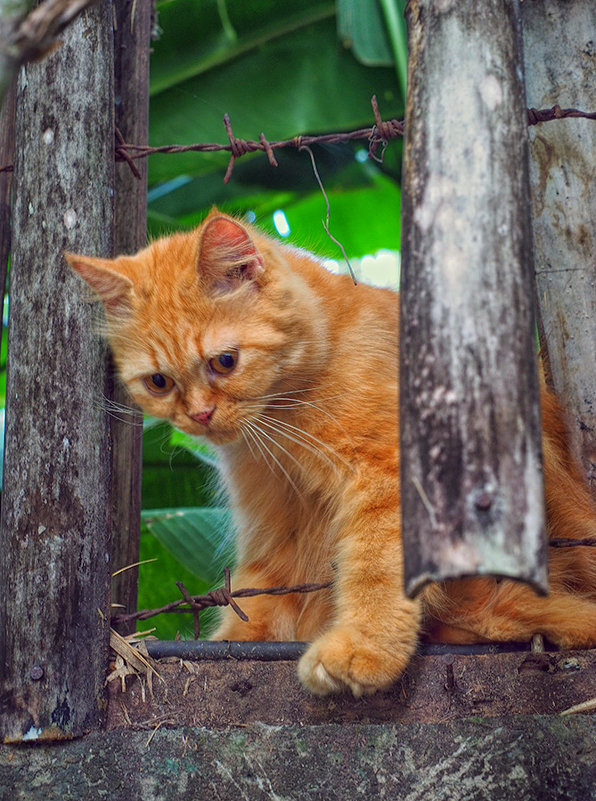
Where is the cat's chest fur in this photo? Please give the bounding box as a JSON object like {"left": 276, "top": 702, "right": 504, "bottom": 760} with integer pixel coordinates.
{"left": 216, "top": 410, "right": 344, "bottom": 578}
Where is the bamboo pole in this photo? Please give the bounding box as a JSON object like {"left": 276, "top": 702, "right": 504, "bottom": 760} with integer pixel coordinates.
{"left": 400, "top": 0, "right": 546, "bottom": 596}
{"left": 522, "top": 0, "right": 596, "bottom": 500}
{"left": 0, "top": 1, "right": 114, "bottom": 741}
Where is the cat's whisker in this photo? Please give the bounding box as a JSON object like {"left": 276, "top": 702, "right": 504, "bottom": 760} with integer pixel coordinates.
{"left": 256, "top": 413, "right": 350, "bottom": 472}
{"left": 99, "top": 393, "right": 136, "bottom": 410}
{"left": 253, "top": 386, "right": 320, "bottom": 401}
{"left": 244, "top": 393, "right": 344, "bottom": 421}
{"left": 240, "top": 425, "right": 260, "bottom": 463}
{"left": 92, "top": 397, "right": 143, "bottom": 426}
{"left": 241, "top": 419, "right": 282, "bottom": 475}
{"left": 243, "top": 394, "right": 353, "bottom": 451}
{"left": 242, "top": 418, "right": 303, "bottom": 498}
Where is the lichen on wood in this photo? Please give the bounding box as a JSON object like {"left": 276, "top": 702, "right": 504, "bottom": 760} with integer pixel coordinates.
{"left": 400, "top": 0, "right": 546, "bottom": 595}
{"left": 0, "top": 2, "right": 114, "bottom": 742}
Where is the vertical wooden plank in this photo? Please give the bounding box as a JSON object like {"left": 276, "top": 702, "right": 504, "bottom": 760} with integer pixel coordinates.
{"left": 0, "top": 2, "right": 114, "bottom": 741}
{"left": 400, "top": 0, "right": 546, "bottom": 596}
{"left": 0, "top": 80, "right": 15, "bottom": 296}
{"left": 110, "top": 0, "right": 151, "bottom": 633}
{"left": 522, "top": 0, "right": 596, "bottom": 499}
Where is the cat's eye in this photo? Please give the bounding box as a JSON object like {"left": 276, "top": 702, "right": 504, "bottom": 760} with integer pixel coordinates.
{"left": 143, "top": 373, "right": 175, "bottom": 396}
{"left": 208, "top": 349, "right": 238, "bottom": 376}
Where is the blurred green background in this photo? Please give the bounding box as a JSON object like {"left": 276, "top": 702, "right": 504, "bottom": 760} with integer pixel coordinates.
{"left": 127, "top": 0, "right": 407, "bottom": 639}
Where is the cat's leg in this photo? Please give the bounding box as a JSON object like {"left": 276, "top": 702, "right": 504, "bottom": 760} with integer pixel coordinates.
{"left": 211, "top": 563, "right": 303, "bottom": 641}
{"left": 541, "top": 387, "right": 596, "bottom": 594}
{"left": 423, "top": 577, "right": 596, "bottom": 648}
{"left": 297, "top": 473, "right": 421, "bottom": 697}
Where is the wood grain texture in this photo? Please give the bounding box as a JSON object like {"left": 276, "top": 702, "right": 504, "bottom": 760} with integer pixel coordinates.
{"left": 0, "top": 80, "right": 15, "bottom": 299}
{"left": 523, "top": 0, "right": 596, "bottom": 500}
{"left": 109, "top": 0, "right": 151, "bottom": 634}
{"left": 0, "top": 1, "right": 114, "bottom": 741}
{"left": 400, "top": 0, "right": 546, "bottom": 595}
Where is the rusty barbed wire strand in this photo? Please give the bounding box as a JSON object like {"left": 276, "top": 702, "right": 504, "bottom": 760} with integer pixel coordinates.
{"left": 112, "top": 95, "right": 403, "bottom": 183}
{"left": 112, "top": 533, "right": 594, "bottom": 634}
{"left": 527, "top": 104, "right": 596, "bottom": 125}
{"left": 110, "top": 99, "right": 594, "bottom": 182}
{"left": 2, "top": 98, "right": 593, "bottom": 177}
{"left": 548, "top": 537, "right": 596, "bottom": 548}
{"left": 111, "top": 566, "right": 333, "bottom": 637}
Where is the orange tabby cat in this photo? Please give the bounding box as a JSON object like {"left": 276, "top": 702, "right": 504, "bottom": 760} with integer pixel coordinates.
{"left": 67, "top": 209, "right": 596, "bottom": 696}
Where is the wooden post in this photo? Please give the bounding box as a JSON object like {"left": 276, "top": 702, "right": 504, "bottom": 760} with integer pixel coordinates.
{"left": 110, "top": 0, "right": 151, "bottom": 633}
{"left": 400, "top": 0, "right": 547, "bottom": 596}
{"left": 0, "top": 80, "right": 15, "bottom": 296}
{"left": 522, "top": 0, "right": 596, "bottom": 500}
{"left": 0, "top": 2, "right": 114, "bottom": 741}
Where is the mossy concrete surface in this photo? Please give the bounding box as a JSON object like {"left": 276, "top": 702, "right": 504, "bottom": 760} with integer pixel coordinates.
{"left": 1, "top": 716, "right": 595, "bottom": 801}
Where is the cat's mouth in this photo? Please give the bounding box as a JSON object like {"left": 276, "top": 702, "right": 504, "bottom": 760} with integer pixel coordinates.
{"left": 183, "top": 412, "right": 241, "bottom": 446}
{"left": 202, "top": 427, "right": 240, "bottom": 446}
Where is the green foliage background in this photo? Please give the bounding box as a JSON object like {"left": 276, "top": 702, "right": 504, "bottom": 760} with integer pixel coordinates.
{"left": 136, "top": 0, "right": 407, "bottom": 639}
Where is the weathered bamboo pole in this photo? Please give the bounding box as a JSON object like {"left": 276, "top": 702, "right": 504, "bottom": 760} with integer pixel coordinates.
{"left": 110, "top": 0, "right": 151, "bottom": 634}
{"left": 0, "top": 2, "right": 114, "bottom": 741}
{"left": 522, "top": 0, "right": 596, "bottom": 500}
{"left": 400, "top": 0, "right": 546, "bottom": 596}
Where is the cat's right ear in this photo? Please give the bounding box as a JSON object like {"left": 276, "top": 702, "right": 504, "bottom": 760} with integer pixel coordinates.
{"left": 65, "top": 253, "right": 134, "bottom": 316}
{"left": 197, "top": 215, "right": 264, "bottom": 295}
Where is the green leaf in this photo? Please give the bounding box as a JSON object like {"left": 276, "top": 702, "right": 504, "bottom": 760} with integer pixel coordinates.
{"left": 152, "top": 0, "right": 336, "bottom": 95}
{"left": 337, "top": 0, "right": 393, "bottom": 66}
{"left": 169, "top": 428, "right": 218, "bottom": 468}
{"left": 147, "top": 149, "right": 401, "bottom": 259}
{"left": 253, "top": 170, "right": 402, "bottom": 259}
{"left": 142, "top": 420, "right": 218, "bottom": 509}
{"left": 141, "top": 506, "right": 234, "bottom": 586}
{"left": 149, "top": 14, "right": 401, "bottom": 186}
{"left": 377, "top": 0, "right": 408, "bottom": 100}
{"left": 137, "top": 527, "right": 219, "bottom": 639}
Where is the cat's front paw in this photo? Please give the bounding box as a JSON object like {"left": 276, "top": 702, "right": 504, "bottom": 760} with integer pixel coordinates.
{"left": 297, "top": 626, "right": 413, "bottom": 697}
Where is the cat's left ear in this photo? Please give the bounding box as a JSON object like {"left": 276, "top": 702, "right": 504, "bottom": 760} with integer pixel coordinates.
{"left": 197, "top": 215, "right": 264, "bottom": 294}
{"left": 65, "top": 253, "right": 134, "bottom": 316}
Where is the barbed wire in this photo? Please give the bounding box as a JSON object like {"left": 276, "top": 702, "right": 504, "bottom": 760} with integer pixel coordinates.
{"left": 113, "top": 98, "right": 596, "bottom": 183}
{"left": 0, "top": 98, "right": 594, "bottom": 178}
{"left": 111, "top": 567, "right": 332, "bottom": 639}
{"left": 112, "top": 534, "right": 594, "bottom": 637}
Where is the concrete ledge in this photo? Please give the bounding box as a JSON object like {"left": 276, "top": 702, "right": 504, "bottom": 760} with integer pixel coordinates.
{"left": 2, "top": 717, "right": 595, "bottom": 800}
{"left": 2, "top": 650, "right": 595, "bottom": 801}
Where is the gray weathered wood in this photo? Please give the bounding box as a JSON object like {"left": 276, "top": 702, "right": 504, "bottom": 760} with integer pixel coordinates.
{"left": 0, "top": 79, "right": 14, "bottom": 296}
{"left": 0, "top": 0, "right": 98, "bottom": 108}
{"left": 522, "top": 0, "right": 596, "bottom": 499}
{"left": 0, "top": 2, "right": 114, "bottom": 741}
{"left": 400, "top": 0, "right": 546, "bottom": 596}
{"left": 110, "top": 0, "right": 151, "bottom": 634}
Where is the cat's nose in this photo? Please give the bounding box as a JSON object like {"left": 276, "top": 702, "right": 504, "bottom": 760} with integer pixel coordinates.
{"left": 189, "top": 405, "right": 216, "bottom": 426}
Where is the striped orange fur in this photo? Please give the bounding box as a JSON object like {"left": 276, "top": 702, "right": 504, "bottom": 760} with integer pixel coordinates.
{"left": 67, "top": 209, "right": 596, "bottom": 695}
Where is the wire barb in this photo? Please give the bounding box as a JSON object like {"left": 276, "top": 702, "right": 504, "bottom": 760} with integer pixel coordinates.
{"left": 111, "top": 569, "right": 333, "bottom": 639}
{"left": 527, "top": 105, "right": 596, "bottom": 125}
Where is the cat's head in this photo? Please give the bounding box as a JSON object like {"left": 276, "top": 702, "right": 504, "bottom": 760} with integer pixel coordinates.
{"left": 66, "top": 210, "right": 328, "bottom": 445}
